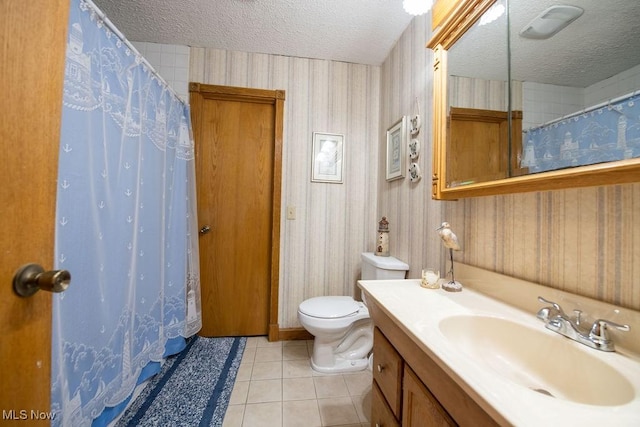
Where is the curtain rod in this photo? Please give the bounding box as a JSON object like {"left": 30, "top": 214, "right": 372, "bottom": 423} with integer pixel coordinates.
{"left": 83, "top": 0, "right": 188, "bottom": 106}
{"left": 525, "top": 88, "right": 640, "bottom": 133}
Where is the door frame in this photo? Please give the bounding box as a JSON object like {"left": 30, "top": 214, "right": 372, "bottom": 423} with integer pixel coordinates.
{"left": 189, "top": 83, "right": 284, "bottom": 341}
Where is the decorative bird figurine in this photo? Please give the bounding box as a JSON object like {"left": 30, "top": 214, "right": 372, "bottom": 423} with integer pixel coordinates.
{"left": 436, "top": 222, "right": 462, "bottom": 292}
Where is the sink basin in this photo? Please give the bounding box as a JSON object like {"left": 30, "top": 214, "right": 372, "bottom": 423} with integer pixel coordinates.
{"left": 439, "top": 315, "right": 635, "bottom": 406}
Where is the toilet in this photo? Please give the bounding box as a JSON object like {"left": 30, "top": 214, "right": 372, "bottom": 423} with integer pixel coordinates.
{"left": 297, "top": 252, "right": 409, "bottom": 373}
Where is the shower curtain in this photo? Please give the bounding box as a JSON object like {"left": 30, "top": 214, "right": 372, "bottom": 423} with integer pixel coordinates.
{"left": 522, "top": 91, "right": 640, "bottom": 173}
{"left": 51, "top": 0, "right": 201, "bottom": 425}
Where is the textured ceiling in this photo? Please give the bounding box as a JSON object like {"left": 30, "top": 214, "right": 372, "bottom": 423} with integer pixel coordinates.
{"left": 93, "top": 0, "right": 640, "bottom": 87}
{"left": 449, "top": 0, "right": 640, "bottom": 88}
{"left": 92, "top": 0, "right": 415, "bottom": 66}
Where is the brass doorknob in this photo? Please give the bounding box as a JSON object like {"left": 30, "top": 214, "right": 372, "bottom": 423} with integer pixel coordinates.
{"left": 13, "top": 263, "right": 71, "bottom": 297}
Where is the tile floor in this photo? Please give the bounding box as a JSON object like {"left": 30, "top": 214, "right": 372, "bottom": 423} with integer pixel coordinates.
{"left": 223, "top": 337, "right": 372, "bottom": 427}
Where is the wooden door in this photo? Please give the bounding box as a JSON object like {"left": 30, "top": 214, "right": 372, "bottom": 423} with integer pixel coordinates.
{"left": 0, "top": 1, "right": 69, "bottom": 421}
{"left": 190, "top": 84, "right": 284, "bottom": 338}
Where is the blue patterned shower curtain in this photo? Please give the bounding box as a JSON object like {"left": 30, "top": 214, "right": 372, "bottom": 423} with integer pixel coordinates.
{"left": 51, "top": 0, "right": 202, "bottom": 425}
{"left": 522, "top": 92, "right": 640, "bottom": 173}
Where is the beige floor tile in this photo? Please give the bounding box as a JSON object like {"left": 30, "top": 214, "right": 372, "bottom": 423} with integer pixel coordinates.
{"left": 282, "top": 345, "right": 309, "bottom": 361}
{"left": 224, "top": 337, "right": 375, "bottom": 427}
{"left": 229, "top": 381, "right": 250, "bottom": 405}
{"left": 255, "top": 346, "right": 283, "bottom": 362}
{"left": 351, "top": 392, "right": 372, "bottom": 423}
{"left": 282, "top": 359, "right": 313, "bottom": 378}
{"left": 317, "top": 396, "right": 360, "bottom": 426}
{"left": 222, "top": 404, "right": 245, "bottom": 427}
{"left": 246, "top": 379, "right": 282, "bottom": 403}
{"left": 251, "top": 361, "right": 283, "bottom": 380}
{"left": 245, "top": 337, "right": 261, "bottom": 348}
{"left": 343, "top": 371, "right": 372, "bottom": 396}
{"left": 310, "top": 368, "right": 341, "bottom": 377}
{"left": 282, "top": 399, "right": 322, "bottom": 427}
{"left": 282, "top": 339, "right": 307, "bottom": 347}
{"left": 242, "top": 402, "right": 282, "bottom": 427}
{"left": 241, "top": 346, "right": 257, "bottom": 364}
{"left": 282, "top": 377, "right": 317, "bottom": 401}
{"left": 236, "top": 362, "right": 254, "bottom": 382}
{"left": 313, "top": 375, "right": 350, "bottom": 398}
{"left": 255, "top": 336, "right": 283, "bottom": 348}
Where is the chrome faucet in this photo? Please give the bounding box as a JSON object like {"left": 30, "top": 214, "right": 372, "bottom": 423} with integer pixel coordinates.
{"left": 536, "top": 296, "right": 630, "bottom": 352}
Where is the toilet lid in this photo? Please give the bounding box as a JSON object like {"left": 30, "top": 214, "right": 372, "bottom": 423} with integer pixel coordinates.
{"left": 299, "top": 296, "right": 360, "bottom": 318}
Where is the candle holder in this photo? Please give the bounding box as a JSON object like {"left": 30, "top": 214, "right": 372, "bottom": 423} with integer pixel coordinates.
{"left": 421, "top": 268, "right": 440, "bottom": 289}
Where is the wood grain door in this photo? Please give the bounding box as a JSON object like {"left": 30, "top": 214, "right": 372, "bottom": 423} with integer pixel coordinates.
{"left": 0, "top": 1, "right": 69, "bottom": 421}
{"left": 190, "top": 84, "right": 284, "bottom": 338}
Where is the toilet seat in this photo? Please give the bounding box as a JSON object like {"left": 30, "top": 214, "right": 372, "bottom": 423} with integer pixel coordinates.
{"left": 298, "top": 296, "right": 360, "bottom": 319}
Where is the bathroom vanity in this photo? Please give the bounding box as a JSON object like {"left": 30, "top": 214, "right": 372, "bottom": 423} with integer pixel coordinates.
{"left": 359, "top": 264, "right": 640, "bottom": 426}
{"left": 370, "top": 316, "right": 496, "bottom": 426}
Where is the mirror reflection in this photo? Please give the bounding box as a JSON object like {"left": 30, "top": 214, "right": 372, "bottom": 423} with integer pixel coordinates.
{"left": 446, "top": 0, "right": 640, "bottom": 187}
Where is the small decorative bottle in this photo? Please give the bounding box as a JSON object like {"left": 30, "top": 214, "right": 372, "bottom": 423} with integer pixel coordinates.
{"left": 375, "top": 217, "right": 390, "bottom": 257}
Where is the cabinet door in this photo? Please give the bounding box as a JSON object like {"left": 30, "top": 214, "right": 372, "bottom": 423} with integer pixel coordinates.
{"left": 403, "top": 366, "right": 456, "bottom": 427}
{"left": 372, "top": 380, "right": 400, "bottom": 427}
{"left": 373, "top": 327, "right": 403, "bottom": 417}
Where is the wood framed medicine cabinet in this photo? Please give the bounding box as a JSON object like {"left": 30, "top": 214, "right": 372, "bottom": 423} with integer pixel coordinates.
{"left": 428, "top": 0, "right": 640, "bottom": 200}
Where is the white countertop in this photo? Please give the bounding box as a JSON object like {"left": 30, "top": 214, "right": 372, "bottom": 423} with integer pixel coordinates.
{"left": 358, "top": 277, "right": 640, "bottom": 427}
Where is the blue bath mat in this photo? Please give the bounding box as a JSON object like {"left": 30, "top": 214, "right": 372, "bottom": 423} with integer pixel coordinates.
{"left": 115, "top": 335, "right": 246, "bottom": 427}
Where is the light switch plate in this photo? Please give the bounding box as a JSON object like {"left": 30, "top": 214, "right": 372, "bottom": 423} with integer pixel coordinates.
{"left": 286, "top": 205, "right": 296, "bottom": 220}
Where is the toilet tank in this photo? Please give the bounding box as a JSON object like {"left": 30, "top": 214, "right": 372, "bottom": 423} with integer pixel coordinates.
{"left": 361, "top": 252, "right": 409, "bottom": 280}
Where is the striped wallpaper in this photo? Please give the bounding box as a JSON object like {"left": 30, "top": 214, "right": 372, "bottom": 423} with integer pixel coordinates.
{"left": 377, "top": 14, "right": 447, "bottom": 288}
{"left": 382, "top": 14, "right": 640, "bottom": 312}
{"left": 184, "top": 10, "right": 639, "bottom": 328}
{"left": 445, "top": 186, "right": 640, "bottom": 311}
{"left": 190, "top": 48, "right": 382, "bottom": 328}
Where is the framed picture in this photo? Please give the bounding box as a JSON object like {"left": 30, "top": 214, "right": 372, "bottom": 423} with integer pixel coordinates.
{"left": 311, "top": 132, "right": 344, "bottom": 183}
{"left": 386, "top": 117, "right": 407, "bottom": 181}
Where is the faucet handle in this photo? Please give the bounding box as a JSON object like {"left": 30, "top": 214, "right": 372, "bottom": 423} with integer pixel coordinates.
{"left": 573, "top": 309, "right": 582, "bottom": 324}
{"left": 537, "top": 296, "right": 568, "bottom": 319}
{"left": 589, "top": 319, "right": 630, "bottom": 346}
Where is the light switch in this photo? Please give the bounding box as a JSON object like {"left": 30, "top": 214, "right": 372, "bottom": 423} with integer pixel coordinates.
{"left": 286, "top": 205, "right": 296, "bottom": 220}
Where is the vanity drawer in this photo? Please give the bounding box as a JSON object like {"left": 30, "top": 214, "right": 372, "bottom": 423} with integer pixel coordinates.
{"left": 373, "top": 327, "right": 403, "bottom": 418}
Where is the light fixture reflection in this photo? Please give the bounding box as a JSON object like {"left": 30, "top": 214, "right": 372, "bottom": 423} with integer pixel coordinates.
{"left": 479, "top": 3, "right": 505, "bottom": 26}
{"left": 403, "top": 0, "right": 433, "bottom": 16}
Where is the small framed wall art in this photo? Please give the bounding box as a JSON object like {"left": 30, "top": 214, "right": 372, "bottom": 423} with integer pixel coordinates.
{"left": 386, "top": 117, "right": 407, "bottom": 181}
{"left": 311, "top": 132, "right": 344, "bottom": 183}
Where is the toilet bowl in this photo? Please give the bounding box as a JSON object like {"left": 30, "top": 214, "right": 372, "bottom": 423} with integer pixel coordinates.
{"left": 298, "top": 296, "right": 373, "bottom": 373}
{"left": 297, "top": 253, "right": 409, "bottom": 374}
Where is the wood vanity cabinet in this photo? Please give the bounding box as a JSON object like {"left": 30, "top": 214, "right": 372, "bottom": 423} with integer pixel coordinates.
{"left": 372, "top": 327, "right": 402, "bottom": 426}
{"left": 403, "top": 366, "right": 456, "bottom": 426}
{"left": 372, "top": 380, "right": 400, "bottom": 427}
{"left": 372, "top": 327, "right": 455, "bottom": 427}
{"left": 369, "top": 308, "right": 502, "bottom": 426}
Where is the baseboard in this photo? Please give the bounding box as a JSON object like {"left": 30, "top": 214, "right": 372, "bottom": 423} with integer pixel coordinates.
{"left": 278, "top": 327, "right": 313, "bottom": 341}
{"left": 268, "top": 323, "right": 280, "bottom": 341}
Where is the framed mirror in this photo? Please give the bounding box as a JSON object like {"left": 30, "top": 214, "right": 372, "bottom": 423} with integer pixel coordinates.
{"left": 428, "top": 0, "right": 640, "bottom": 200}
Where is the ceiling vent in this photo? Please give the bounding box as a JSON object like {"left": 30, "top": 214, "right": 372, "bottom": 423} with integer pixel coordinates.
{"left": 520, "top": 5, "right": 584, "bottom": 39}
